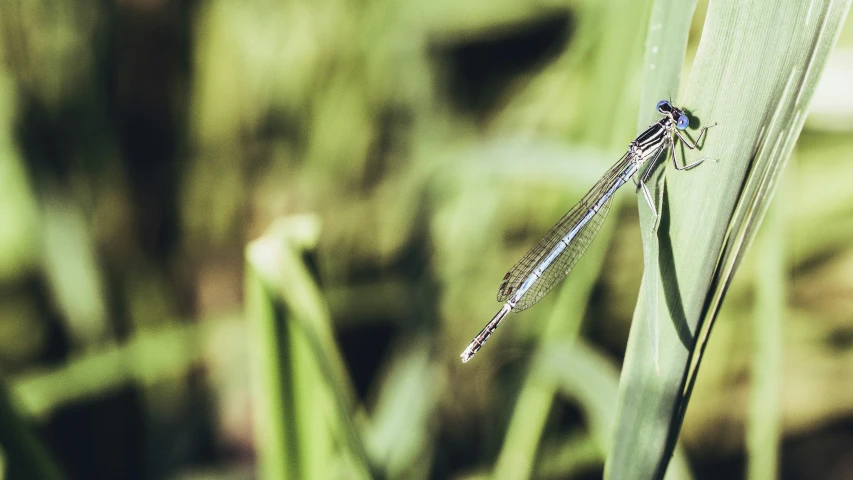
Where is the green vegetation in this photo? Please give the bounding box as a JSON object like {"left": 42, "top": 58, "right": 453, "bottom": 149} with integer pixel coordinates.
{"left": 610, "top": 0, "right": 851, "bottom": 478}
{"left": 0, "top": 0, "right": 851, "bottom": 478}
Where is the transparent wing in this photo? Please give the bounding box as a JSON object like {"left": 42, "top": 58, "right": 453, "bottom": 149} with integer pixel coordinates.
{"left": 497, "top": 153, "right": 635, "bottom": 310}
{"left": 515, "top": 196, "right": 613, "bottom": 310}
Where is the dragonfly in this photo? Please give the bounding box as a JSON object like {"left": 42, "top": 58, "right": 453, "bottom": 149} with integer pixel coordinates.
{"left": 460, "top": 100, "right": 716, "bottom": 363}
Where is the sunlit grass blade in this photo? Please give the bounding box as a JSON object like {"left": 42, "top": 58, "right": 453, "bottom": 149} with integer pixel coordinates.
{"left": 537, "top": 340, "right": 694, "bottom": 480}
{"left": 41, "top": 193, "right": 109, "bottom": 347}
{"left": 245, "top": 215, "right": 371, "bottom": 479}
{"left": 0, "top": 380, "right": 64, "bottom": 479}
{"left": 746, "top": 178, "right": 786, "bottom": 480}
{"left": 12, "top": 320, "right": 225, "bottom": 418}
{"left": 534, "top": 432, "right": 601, "bottom": 478}
{"left": 577, "top": 0, "right": 654, "bottom": 144}
{"left": 0, "top": 73, "right": 39, "bottom": 280}
{"left": 609, "top": 0, "right": 852, "bottom": 478}
{"left": 363, "top": 341, "right": 441, "bottom": 480}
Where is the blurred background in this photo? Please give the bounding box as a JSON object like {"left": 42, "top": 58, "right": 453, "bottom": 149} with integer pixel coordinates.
{"left": 0, "top": 0, "right": 852, "bottom": 479}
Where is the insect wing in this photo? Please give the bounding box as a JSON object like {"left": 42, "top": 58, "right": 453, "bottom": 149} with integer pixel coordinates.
{"left": 497, "top": 154, "right": 633, "bottom": 309}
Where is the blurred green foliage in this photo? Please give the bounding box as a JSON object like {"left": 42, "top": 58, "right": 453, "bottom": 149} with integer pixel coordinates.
{"left": 0, "top": 0, "right": 852, "bottom": 479}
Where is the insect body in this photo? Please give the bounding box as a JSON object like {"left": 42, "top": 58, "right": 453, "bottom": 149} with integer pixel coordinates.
{"left": 460, "top": 100, "right": 715, "bottom": 363}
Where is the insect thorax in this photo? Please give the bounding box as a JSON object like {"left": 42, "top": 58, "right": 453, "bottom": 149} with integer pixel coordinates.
{"left": 629, "top": 120, "right": 671, "bottom": 163}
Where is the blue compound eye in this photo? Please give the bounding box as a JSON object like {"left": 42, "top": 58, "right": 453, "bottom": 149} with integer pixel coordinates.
{"left": 677, "top": 114, "right": 689, "bottom": 130}
{"left": 657, "top": 100, "right": 671, "bottom": 113}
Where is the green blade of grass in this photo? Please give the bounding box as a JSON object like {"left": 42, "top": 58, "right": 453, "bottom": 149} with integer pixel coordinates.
{"left": 0, "top": 380, "right": 64, "bottom": 480}
{"left": 608, "top": 1, "right": 851, "bottom": 478}
{"left": 246, "top": 215, "right": 371, "bottom": 480}
{"left": 537, "top": 340, "right": 695, "bottom": 480}
{"left": 746, "top": 172, "right": 787, "bottom": 480}
{"left": 362, "top": 341, "right": 440, "bottom": 480}
{"left": 0, "top": 73, "right": 40, "bottom": 280}
{"left": 13, "top": 320, "right": 217, "bottom": 418}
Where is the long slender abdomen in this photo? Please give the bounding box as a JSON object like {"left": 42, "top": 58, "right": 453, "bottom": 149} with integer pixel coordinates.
{"left": 460, "top": 304, "right": 512, "bottom": 363}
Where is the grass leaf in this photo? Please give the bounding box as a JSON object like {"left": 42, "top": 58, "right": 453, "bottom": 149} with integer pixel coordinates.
{"left": 0, "top": 380, "right": 64, "bottom": 480}
{"left": 746, "top": 176, "right": 786, "bottom": 480}
{"left": 246, "top": 215, "right": 371, "bottom": 479}
{"left": 608, "top": 0, "right": 852, "bottom": 478}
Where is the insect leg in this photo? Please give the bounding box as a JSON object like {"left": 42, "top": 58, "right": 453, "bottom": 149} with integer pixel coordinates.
{"left": 669, "top": 135, "right": 706, "bottom": 170}
{"left": 673, "top": 122, "right": 717, "bottom": 149}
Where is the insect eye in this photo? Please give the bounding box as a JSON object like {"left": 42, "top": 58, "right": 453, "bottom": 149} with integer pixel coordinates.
{"left": 657, "top": 100, "right": 671, "bottom": 113}
{"left": 677, "top": 115, "right": 689, "bottom": 130}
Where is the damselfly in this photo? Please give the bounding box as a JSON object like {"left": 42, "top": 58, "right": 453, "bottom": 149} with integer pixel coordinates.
{"left": 460, "top": 100, "right": 715, "bottom": 363}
